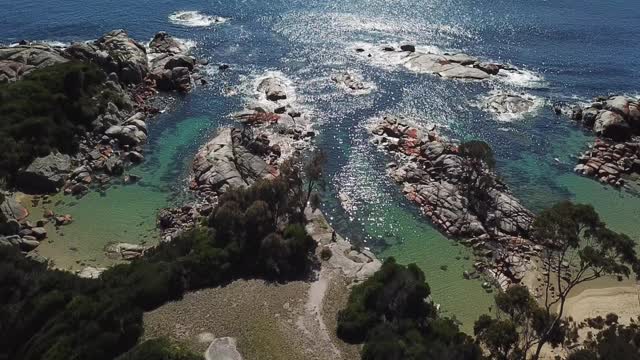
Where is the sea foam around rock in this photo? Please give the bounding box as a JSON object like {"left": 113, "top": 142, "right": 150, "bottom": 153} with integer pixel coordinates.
{"left": 168, "top": 11, "right": 227, "bottom": 27}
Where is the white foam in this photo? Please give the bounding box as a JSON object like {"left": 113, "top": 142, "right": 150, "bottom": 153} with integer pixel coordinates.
{"left": 9, "top": 40, "right": 70, "bottom": 48}
{"left": 476, "top": 90, "right": 545, "bottom": 122}
{"left": 495, "top": 68, "right": 546, "bottom": 89}
{"left": 168, "top": 11, "right": 228, "bottom": 27}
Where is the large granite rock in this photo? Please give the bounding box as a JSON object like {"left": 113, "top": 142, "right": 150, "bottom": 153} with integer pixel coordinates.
{"left": 66, "top": 29, "right": 148, "bottom": 84}
{"left": 0, "top": 44, "right": 68, "bottom": 82}
{"left": 257, "top": 77, "right": 288, "bottom": 101}
{"left": 192, "top": 128, "right": 273, "bottom": 194}
{"left": 594, "top": 110, "right": 630, "bottom": 141}
{"left": 95, "top": 30, "right": 148, "bottom": 84}
{"left": 17, "top": 153, "right": 72, "bottom": 193}
{"left": 148, "top": 32, "right": 196, "bottom": 92}
{"left": 0, "top": 194, "right": 28, "bottom": 222}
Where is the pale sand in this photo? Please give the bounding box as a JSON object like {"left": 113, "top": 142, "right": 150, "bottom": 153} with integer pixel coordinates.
{"left": 563, "top": 284, "right": 640, "bottom": 324}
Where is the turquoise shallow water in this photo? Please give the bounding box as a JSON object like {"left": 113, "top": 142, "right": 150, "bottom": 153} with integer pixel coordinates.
{"left": 4, "top": 0, "right": 640, "bottom": 331}
{"left": 33, "top": 114, "right": 215, "bottom": 270}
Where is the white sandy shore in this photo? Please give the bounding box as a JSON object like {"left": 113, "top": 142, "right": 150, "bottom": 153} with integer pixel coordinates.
{"left": 564, "top": 283, "right": 640, "bottom": 324}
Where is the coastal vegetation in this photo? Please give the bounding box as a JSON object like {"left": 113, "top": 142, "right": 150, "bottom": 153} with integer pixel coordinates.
{"left": 471, "top": 201, "right": 639, "bottom": 360}
{"left": 0, "top": 61, "right": 127, "bottom": 182}
{"left": 0, "top": 161, "right": 318, "bottom": 360}
{"left": 337, "top": 201, "right": 640, "bottom": 360}
{"left": 337, "top": 257, "right": 482, "bottom": 360}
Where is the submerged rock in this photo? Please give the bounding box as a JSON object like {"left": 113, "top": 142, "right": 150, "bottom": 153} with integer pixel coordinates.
{"left": 482, "top": 93, "right": 537, "bottom": 119}
{"left": 258, "top": 77, "right": 288, "bottom": 101}
{"left": 331, "top": 71, "right": 374, "bottom": 94}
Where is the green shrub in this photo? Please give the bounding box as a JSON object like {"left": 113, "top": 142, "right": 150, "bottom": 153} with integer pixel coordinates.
{"left": 337, "top": 258, "right": 481, "bottom": 360}
{"left": 0, "top": 62, "right": 125, "bottom": 181}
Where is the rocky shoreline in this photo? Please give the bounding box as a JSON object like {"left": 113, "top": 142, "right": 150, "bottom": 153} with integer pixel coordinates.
{"left": 558, "top": 95, "right": 640, "bottom": 187}
{"left": 0, "top": 29, "right": 205, "bottom": 263}
{"left": 370, "top": 116, "right": 541, "bottom": 290}
{"left": 353, "top": 43, "right": 525, "bottom": 81}
{"left": 159, "top": 73, "right": 316, "bottom": 240}
{"left": 8, "top": 30, "right": 205, "bottom": 196}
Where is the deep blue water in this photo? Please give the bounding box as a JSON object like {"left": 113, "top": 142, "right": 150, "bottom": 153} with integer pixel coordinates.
{"left": 2, "top": 0, "right": 640, "bottom": 325}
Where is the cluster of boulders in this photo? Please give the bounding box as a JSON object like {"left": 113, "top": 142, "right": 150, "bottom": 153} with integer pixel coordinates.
{"left": 370, "top": 116, "right": 533, "bottom": 238}
{"left": 17, "top": 110, "right": 148, "bottom": 196}
{"left": 7, "top": 30, "right": 205, "bottom": 196}
{"left": 159, "top": 74, "right": 316, "bottom": 240}
{"left": 557, "top": 96, "right": 640, "bottom": 187}
{"left": 370, "top": 116, "right": 540, "bottom": 288}
{"left": 565, "top": 95, "right": 640, "bottom": 141}
{"left": 354, "top": 44, "right": 514, "bottom": 80}
{"left": 331, "top": 71, "right": 374, "bottom": 95}
{"left": 573, "top": 138, "right": 640, "bottom": 187}
{"left": 65, "top": 29, "right": 203, "bottom": 91}
{"left": 147, "top": 31, "right": 207, "bottom": 92}
{"left": 0, "top": 193, "right": 73, "bottom": 254}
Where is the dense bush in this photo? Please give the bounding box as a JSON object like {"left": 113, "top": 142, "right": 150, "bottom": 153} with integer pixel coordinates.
{"left": 0, "top": 61, "right": 125, "bottom": 180}
{"left": 0, "top": 165, "right": 319, "bottom": 360}
{"left": 337, "top": 258, "right": 481, "bottom": 360}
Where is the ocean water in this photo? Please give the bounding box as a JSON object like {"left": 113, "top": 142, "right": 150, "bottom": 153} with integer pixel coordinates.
{"left": 2, "top": 0, "right": 640, "bottom": 328}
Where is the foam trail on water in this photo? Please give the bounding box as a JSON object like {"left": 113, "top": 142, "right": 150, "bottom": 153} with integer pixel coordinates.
{"left": 168, "top": 11, "right": 227, "bottom": 27}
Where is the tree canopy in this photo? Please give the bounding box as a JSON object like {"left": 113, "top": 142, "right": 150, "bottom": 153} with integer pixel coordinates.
{"left": 337, "top": 258, "right": 482, "bottom": 360}
{"left": 0, "top": 164, "right": 318, "bottom": 360}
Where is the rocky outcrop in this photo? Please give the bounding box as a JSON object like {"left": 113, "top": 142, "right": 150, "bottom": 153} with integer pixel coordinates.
{"left": 2, "top": 30, "right": 204, "bottom": 197}
{"left": 147, "top": 32, "right": 197, "bottom": 92}
{"left": 161, "top": 73, "right": 315, "bottom": 240}
{"left": 191, "top": 128, "right": 275, "bottom": 196}
{"left": 568, "top": 95, "right": 640, "bottom": 141}
{"left": 573, "top": 138, "right": 640, "bottom": 187}
{"left": 66, "top": 29, "right": 148, "bottom": 84}
{"left": 370, "top": 116, "right": 533, "bottom": 239}
{"left": 559, "top": 96, "right": 640, "bottom": 187}
{"left": 354, "top": 44, "right": 514, "bottom": 80}
{"left": 331, "top": 72, "right": 374, "bottom": 95}
{"left": 0, "top": 44, "right": 68, "bottom": 82}
{"left": 481, "top": 92, "right": 539, "bottom": 120}
{"left": 371, "top": 116, "right": 540, "bottom": 291}
{"left": 17, "top": 153, "right": 72, "bottom": 193}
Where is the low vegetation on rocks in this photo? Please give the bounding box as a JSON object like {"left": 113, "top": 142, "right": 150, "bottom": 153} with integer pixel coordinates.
{"left": 0, "top": 61, "right": 121, "bottom": 181}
